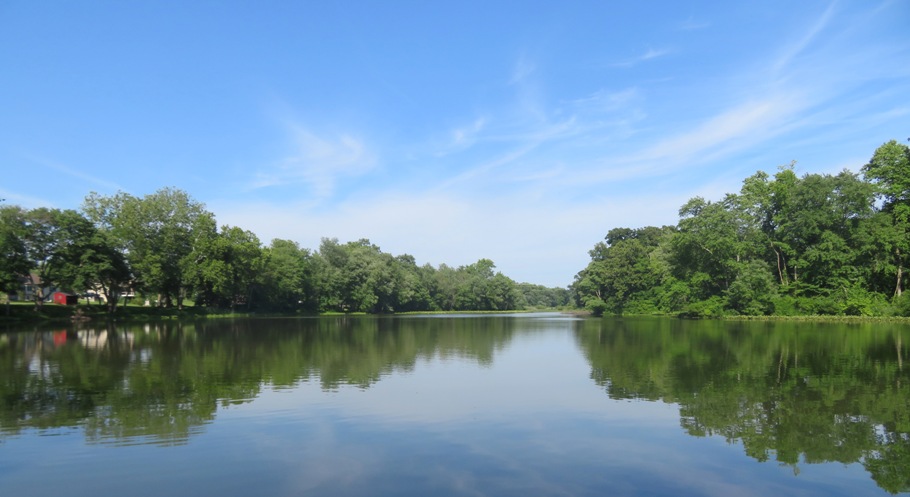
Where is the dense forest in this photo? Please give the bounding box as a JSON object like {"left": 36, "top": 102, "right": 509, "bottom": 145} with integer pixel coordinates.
{"left": 572, "top": 139, "right": 910, "bottom": 317}
{"left": 2, "top": 138, "right": 907, "bottom": 317}
{"left": 0, "top": 190, "right": 569, "bottom": 314}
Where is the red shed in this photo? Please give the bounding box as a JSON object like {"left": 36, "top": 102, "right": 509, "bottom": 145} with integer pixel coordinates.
{"left": 53, "top": 292, "right": 78, "bottom": 305}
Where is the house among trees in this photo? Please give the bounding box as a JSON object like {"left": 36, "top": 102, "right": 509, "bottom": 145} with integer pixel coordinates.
{"left": 19, "top": 272, "right": 57, "bottom": 302}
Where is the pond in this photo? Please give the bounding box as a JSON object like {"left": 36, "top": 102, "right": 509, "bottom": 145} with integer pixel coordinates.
{"left": 1, "top": 314, "right": 908, "bottom": 496}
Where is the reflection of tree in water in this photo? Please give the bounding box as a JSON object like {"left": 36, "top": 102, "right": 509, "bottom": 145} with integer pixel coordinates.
{"left": 0, "top": 316, "right": 515, "bottom": 446}
{"left": 574, "top": 318, "right": 910, "bottom": 494}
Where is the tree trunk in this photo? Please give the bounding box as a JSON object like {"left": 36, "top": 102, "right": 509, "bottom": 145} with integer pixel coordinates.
{"left": 771, "top": 242, "right": 787, "bottom": 285}
{"left": 895, "top": 248, "right": 903, "bottom": 298}
{"left": 33, "top": 291, "right": 45, "bottom": 310}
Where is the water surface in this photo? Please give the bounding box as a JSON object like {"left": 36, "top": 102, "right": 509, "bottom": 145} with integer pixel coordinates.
{"left": 1, "top": 315, "right": 908, "bottom": 496}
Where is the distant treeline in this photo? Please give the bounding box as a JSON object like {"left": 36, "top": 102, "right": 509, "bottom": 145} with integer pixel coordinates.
{"left": 0, "top": 191, "right": 569, "bottom": 314}
{"left": 572, "top": 139, "right": 910, "bottom": 317}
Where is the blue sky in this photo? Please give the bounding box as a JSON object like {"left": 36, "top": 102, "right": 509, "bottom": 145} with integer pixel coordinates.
{"left": 1, "top": 1, "right": 908, "bottom": 287}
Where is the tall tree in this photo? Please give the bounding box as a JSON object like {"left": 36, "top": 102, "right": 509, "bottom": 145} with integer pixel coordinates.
{"left": 21, "top": 208, "right": 67, "bottom": 307}
{"left": 83, "top": 188, "right": 212, "bottom": 308}
{"left": 574, "top": 226, "right": 671, "bottom": 315}
{"left": 260, "top": 239, "right": 318, "bottom": 312}
{"left": 673, "top": 197, "right": 751, "bottom": 297}
{"left": 862, "top": 139, "right": 910, "bottom": 297}
{"left": 390, "top": 254, "right": 434, "bottom": 312}
{"left": 0, "top": 205, "right": 30, "bottom": 312}
{"left": 183, "top": 220, "right": 264, "bottom": 310}
{"left": 53, "top": 209, "right": 132, "bottom": 312}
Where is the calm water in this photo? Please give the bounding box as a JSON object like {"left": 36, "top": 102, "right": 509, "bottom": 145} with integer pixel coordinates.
{"left": 1, "top": 314, "right": 908, "bottom": 496}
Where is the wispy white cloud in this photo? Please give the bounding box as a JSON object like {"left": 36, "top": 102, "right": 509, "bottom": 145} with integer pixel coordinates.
{"left": 437, "top": 142, "right": 541, "bottom": 191}
{"left": 223, "top": 1, "right": 906, "bottom": 288}
{"left": 568, "top": 87, "right": 640, "bottom": 114}
{"left": 22, "top": 154, "right": 124, "bottom": 192}
{"left": 253, "top": 125, "right": 376, "bottom": 198}
{"left": 564, "top": 4, "right": 897, "bottom": 187}
{"left": 451, "top": 118, "right": 487, "bottom": 147}
{"left": 435, "top": 117, "right": 488, "bottom": 156}
{"left": 641, "top": 48, "right": 669, "bottom": 61}
{"left": 678, "top": 16, "right": 710, "bottom": 30}
{"left": 640, "top": 98, "right": 792, "bottom": 163}
{"left": 612, "top": 47, "right": 671, "bottom": 67}
{"left": 213, "top": 184, "right": 686, "bottom": 287}
{"left": 0, "top": 188, "right": 54, "bottom": 209}
{"left": 538, "top": 91, "right": 806, "bottom": 189}
{"left": 771, "top": 2, "right": 836, "bottom": 74}
{"left": 509, "top": 56, "right": 536, "bottom": 85}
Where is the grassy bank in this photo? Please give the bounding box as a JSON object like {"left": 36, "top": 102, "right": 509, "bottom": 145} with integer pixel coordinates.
{"left": 0, "top": 300, "right": 266, "bottom": 324}
{"left": 9, "top": 300, "right": 905, "bottom": 326}
{"left": 0, "top": 301, "right": 576, "bottom": 325}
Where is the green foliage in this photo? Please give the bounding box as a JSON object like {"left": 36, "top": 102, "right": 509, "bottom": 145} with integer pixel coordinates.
{"left": 584, "top": 297, "right": 608, "bottom": 317}
{"left": 83, "top": 188, "right": 211, "bottom": 308}
{"left": 679, "top": 295, "right": 727, "bottom": 318}
{"left": 6, "top": 139, "right": 909, "bottom": 317}
{"left": 259, "top": 239, "right": 319, "bottom": 312}
{"left": 184, "top": 223, "right": 264, "bottom": 310}
{"left": 840, "top": 285, "right": 884, "bottom": 316}
{"left": 517, "top": 283, "right": 570, "bottom": 309}
{"left": 770, "top": 295, "right": 800, "bottom": 316}
{"left": 573, "top": 139, "right": 908, "bottom": 318}
{"left": 725, "top": 260, "right": 777, "bottom": 315}
{"left": 572, "top": 226, "right": 674, "bottom": 315}
{"left": 0, "top": 206, "right": 30, "bottom": 296}
{"left": 894, "top": 293, "right": 910, "bottom": 317}
{"left": 622, "top": 295, "right": 661, "bottom": 315}
{"left": 863, "top": 139, "right": 910, "bottom": 219}
{"left": 54, "top": 210, "right": 131, "bottom": 312}
{"left": 3, "top": 186, "right": 536, "bottom": 315}
{"left": 308, "top": 240, "right": 525, "bottom": 314}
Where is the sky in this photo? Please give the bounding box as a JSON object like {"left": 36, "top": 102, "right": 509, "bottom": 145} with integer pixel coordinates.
{"left": 1, "top": 1, "right": 908, "bottom": 288}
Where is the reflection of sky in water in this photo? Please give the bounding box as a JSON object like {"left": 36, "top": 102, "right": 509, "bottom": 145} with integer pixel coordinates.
{"left": 0, "top": 321, "right": 888, "bottom": 497}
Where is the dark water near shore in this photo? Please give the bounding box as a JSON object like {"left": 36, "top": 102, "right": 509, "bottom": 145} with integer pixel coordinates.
{"left": 1, "top": 314, "right": 908, "bottom": 496}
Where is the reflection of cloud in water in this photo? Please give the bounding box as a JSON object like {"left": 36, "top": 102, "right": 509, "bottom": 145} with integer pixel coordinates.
{"left": 244, "top": 329, "right": 680, "bottom": 426}
{"left": 232, "top": 403, "right": 803, "bottom": 497}
{"left": 1, "top": 316, "right": 897, "bottom": 496}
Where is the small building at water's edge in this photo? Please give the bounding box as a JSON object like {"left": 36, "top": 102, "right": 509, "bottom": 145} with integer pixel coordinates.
{"left": 53, "top": 292, "right": 78, "bottom": 305}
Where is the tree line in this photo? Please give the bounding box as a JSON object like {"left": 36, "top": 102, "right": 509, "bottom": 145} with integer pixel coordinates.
{"left": 0, "top": 189, "right": 569, "bottom": 314}
{"left": 572, "top": 139, "right": 910, "bottom": 317}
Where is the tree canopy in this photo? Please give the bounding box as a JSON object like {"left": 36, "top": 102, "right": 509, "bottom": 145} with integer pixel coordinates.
{"left": 573, "top": 139, "right": 910, "bottom": 317}
{"left": 4, "top": 189, "right": 565, "bottom": 314}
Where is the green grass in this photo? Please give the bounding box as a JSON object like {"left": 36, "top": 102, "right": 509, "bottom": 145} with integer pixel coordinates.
{"left": 0, "top": 299, "right": 211, "bottom": 324}
{"left": 7, "top": 299, "right": 902, "bottom": 326}
{"left": 722, "top": 314, "right": 910, "bottom": 323}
